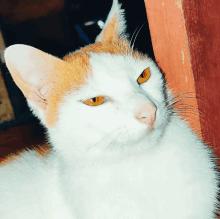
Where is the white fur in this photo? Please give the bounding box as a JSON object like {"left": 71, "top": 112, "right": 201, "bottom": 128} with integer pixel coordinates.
{"left": 0, "top": 52, "right": 218, "bottom": 218}
{"left": 0, "top": 116, "right": 218, "bottom": 218}
{"left": 50, "top": 54, "right": 168, "bottom": 161}
{"left": 0, "top": 0, "right": 219, "bottom": 218}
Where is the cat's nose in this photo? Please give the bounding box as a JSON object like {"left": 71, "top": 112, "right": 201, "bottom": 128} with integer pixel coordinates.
{"left": 135, "top": 102, "right": 156, "bottom": 127}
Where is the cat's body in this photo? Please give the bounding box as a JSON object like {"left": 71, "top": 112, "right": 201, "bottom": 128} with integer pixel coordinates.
{"left": 0, "top": 0, "right": 219, "bottom": 218}
{"left": 0, "top": 116, "right": 218, "bottom": 219}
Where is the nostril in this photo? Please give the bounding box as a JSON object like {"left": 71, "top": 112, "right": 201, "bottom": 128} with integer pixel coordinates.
{"left": 137, "top": 112, "right": 156, "bottom": 126}
{"left": 135, "top": 103, "right": 157, "bottom": 127}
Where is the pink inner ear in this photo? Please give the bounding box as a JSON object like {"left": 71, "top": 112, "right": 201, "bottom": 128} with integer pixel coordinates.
{"left": 5, "top": 44, "right": 61, "bottom": 86}
{"left": 99, "top": 14, "right": 119, "bottom": 42}
{"left": 4, "top": 44, "right": 65, "bottom": 102}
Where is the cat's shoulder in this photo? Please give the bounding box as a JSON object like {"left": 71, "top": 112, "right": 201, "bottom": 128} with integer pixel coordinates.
{"left": 0, "top": 144, "right": 51, "bottom": 168}
{"left": 0, "top": 144, "right": 53, "bottom": 197}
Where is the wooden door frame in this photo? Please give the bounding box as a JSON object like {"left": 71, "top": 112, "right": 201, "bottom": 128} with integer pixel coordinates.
{"left": 144, "top": 0, "right": 220, "bottom": 160}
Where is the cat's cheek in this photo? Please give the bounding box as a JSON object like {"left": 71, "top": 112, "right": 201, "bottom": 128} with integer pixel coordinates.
{"left": 141, "top": 84, "right": 164, "bottom": 105}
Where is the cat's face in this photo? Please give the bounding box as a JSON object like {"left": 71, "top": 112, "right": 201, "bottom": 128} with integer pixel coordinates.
{"left": 4, "top": 0, "right": 170, "bottom": 160}
{"left": 49, "top": 52, "right": 169, "bottom": 159}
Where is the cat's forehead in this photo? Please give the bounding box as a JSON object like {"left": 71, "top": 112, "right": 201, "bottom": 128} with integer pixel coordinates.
{"left": 62, "top": 41, "right": 147, "bottom": 91}
{"left": 86, "top": 53, "right": 153, "bottom": 92}
{"left": 90, "top": 53, "right": 148, "bottom": 77}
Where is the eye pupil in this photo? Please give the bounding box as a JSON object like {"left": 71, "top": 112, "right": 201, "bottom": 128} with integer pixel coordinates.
{"left": 83, "top": 96, "right": 105, "bottom": 106}
{"left": 137, "top": 68, "right": 151, "bottom": 84}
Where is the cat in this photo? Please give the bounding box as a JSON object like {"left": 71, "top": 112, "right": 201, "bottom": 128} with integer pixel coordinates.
{"left": 0, "top": 0, "right": 219, "bottom": 218}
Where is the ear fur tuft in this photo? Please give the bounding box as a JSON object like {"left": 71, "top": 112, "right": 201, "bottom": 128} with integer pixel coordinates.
{"left": 95, "top": 0, "right": 127, "bottom": 42}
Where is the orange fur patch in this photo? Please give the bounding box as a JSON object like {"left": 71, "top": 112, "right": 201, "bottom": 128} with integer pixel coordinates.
{"left": 44, "top": 52, "right": 91, "bottom": 126}
{"left": 0, "top": 144, "right": 51, "bottom": 166}
{"left": 44, "top": 40, "right": 128, "bottom": 126}
{"left": 81, "top": 39, "right": 130, "bottom": 55}
{"left": 44, "top": 39, "right": 147, "bottom": 127}
{"left": 81, "top": 39, "right": 147, "bottom": 60}
{"left": 99, "top": 14, "right": 119, "bottom": 42}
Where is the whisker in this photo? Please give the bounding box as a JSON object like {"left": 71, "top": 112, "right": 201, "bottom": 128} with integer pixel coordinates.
{"left": 172, "top": 106, "right": 215, "bottom": 134}
{"left": 130, "top": 20, "right": 146, "bottom": 48}
{"left": 172, "top": 104, "right": 204, "bottom": 119}
{"left": 174, "top": 107, "right": 203, "bottom": 119}
{"left": 88, "top": 126, "right": 127, "bottom": 150}
{"left": 171, "top": 113, "right": 202, "bottom": 134}
{"left": 173, "top": 103, "right": 199, "bottom": 110}
{"left": 169, "top": 100, "right": 207, "bottom": 117}
{"left": 91, "top": 128, "right": 131, "bottom": 163}
{"left": 165, "top": 92, "right": 196, "bottom": 105}
{"left": 167, "top": 91, "right": 195, "bottom": 97}
{"left": 170, "top": 111, "right": 201, "bottom": 125}
{"left": 166, "top": 98, "right": 196, "bottom": 109}
{"left": 166, "top": 94, "right": 197, "bottom": 103}
{"left": 173, "top": 108, "right": 200, "bottom": 117}
{"left": 131, "top": 21, "right": 147, "bottom": 50}
{"left": 166, "top": 91, "right": 210, "bottom": 107}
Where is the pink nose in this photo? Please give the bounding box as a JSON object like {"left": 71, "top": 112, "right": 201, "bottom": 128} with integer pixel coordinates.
{"left": 135, "top": 102, "right": 156, "bottom": 127}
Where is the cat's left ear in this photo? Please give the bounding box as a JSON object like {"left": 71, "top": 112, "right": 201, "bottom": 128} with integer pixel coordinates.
{"left": 95, "top": 0, "right": 127, "bottom": 42}
{"left": 4, "top": 44, "right": 66, "bottom": 110}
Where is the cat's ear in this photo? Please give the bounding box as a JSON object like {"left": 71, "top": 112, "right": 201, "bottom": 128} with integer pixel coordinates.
{"left": 4, "top": 44, "right": 65, "bottom": 110}
{"left": 95, "top": 0, "right": 127, "bottom": 42}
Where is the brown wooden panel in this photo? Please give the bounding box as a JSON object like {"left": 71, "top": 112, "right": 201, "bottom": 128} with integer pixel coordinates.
{"left": 144, "top": 0, "right": 220, "bottom": 159}
{"left": 144, "top": 0, "right": 201, "bottom": 136}
{"left": 182, "top": 0, "right": 220, "bottom": 160}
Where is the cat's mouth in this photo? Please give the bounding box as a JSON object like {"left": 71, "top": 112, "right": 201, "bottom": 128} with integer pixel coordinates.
{"left": 104, "top": 108, "right": 168, "bottom": 148}
{"left": 101, "top": 124, "right": 155, "bottom": 146}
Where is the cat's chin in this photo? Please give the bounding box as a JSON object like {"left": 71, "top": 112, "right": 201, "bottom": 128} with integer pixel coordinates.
{"left": 103, "top": 124, "right": 165, "bottom": 153}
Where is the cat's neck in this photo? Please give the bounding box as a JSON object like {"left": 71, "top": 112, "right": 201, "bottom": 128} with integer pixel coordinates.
{"left": 48, "top": 116, "right": 185, "bottom": 169}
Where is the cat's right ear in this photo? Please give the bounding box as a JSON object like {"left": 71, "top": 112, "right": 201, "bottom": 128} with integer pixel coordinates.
{"left": 4, "top": 44, "right": 65, "bottom": 110}
{"left": 95, "top": 0, "right": 127, "bottom": 42}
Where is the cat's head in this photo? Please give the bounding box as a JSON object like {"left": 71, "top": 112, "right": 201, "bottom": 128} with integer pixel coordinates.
{"left": 4, "top": 0, "right": 170, "bottom": 161}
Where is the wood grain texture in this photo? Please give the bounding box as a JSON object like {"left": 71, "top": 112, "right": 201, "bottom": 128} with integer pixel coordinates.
{"left": 144, "top": 0, "right": 220, "bottom": 159}
{"left": 182, "top": 0, "right": 220, "bottom": 159}
{"left": 144, "top": 0, "right": 201, "bottom": 135}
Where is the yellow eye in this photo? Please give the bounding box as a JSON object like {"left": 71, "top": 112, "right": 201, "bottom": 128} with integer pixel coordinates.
{"left": 137, "top": 68, "right": 151, "bottom": 84}
{"left": 83, "top": 96, "right": 105, "bottom": 106}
